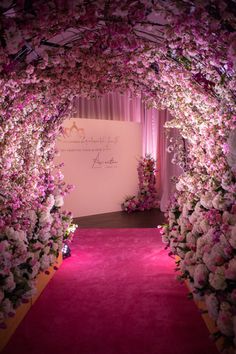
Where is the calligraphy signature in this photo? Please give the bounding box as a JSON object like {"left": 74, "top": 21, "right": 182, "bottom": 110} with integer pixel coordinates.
{"left": 92, "top": 152, "right": 118, "bottom": 168}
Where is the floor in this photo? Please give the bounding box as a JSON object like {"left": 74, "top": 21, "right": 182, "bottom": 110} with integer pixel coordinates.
{"left": 74, "top": 208, "right": 166, "bottom": 228}
{"left": 3, "top": 228, "right": 218, "bottom": 354}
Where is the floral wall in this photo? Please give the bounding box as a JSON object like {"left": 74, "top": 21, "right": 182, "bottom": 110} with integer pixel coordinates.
{"left": 0, "top": 0, "right": 235, "bottom": 351}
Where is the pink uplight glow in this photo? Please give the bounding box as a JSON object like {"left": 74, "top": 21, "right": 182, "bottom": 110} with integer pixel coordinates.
{"left": 2, "top": 229, "right": 218, "bottom": 354}
{"left": 0, "top": 1, "right": 235, "bottom": 350}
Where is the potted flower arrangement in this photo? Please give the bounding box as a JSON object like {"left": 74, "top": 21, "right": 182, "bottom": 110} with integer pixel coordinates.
{"left": 121, "top": 155, "right": 159, "bottom": 213}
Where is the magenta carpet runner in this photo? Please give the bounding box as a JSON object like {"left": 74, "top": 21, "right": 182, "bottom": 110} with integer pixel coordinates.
{"left": 3, "top": 229, "right": 218, "bottom": 354}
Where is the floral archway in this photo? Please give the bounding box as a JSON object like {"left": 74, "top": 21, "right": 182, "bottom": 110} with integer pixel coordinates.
{"left": 0, "top": 0, "right": 236, "bottom": 350}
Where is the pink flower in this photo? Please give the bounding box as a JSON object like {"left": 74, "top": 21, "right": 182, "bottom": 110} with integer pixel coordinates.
{"left": 225, "top": 258, "right": 236, "bottom": 280}
{"left": 217, "top": 307, "right": 234, "bottom": 336}
{"left": 193, "top": 264, "right": 209, "bottom": 288}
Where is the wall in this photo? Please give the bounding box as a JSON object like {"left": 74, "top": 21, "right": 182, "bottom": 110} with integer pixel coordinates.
{"left": 56, "top": 118, "right": 142, "bottom": 217}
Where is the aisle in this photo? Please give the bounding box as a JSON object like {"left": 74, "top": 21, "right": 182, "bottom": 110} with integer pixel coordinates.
{"left": 3, "top": 229, "right": 218, "bottom": 354}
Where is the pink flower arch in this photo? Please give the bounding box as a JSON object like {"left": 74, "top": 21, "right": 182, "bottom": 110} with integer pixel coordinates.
{"left": 0, "top": 0, "right": 235, "bottom": 350}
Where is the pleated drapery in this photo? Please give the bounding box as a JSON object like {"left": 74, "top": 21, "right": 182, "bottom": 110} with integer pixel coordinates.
{"left": 155, "top": 110, "right": 182, "bottom": 211}
{"left": 72, "top": 91, "right": 141, "bottom": 122}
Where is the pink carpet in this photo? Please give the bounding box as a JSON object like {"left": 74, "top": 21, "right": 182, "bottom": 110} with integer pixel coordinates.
{"left": 3, "top": 229, "right": 218, "bottom": 354}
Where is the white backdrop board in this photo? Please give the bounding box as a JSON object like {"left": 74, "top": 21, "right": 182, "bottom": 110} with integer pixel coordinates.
{"left": 56, "top": 118, "right": 142, "bottom": 217}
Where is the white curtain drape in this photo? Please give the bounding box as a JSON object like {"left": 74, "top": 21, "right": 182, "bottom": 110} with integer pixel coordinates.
{"left": 72, "top": 92, "right": 141, "bottom": 122}
{"left": 155, "top": 110, "right": 182, "bottom": 211}
{"left": 71, "top": 91, "right": 181, "bottom": 211}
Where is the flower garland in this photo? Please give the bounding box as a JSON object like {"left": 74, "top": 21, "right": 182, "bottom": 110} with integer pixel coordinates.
{"left": 0, "top": 1, "right": 235, "bottom": 349}
{"left": 122, "top": 155, "right": 159, "bottom": 213}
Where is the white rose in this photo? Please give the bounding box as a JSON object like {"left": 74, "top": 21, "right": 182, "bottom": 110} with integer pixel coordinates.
{"left": 46, "top": 194, "right": 55, "bottom": 211}
{"left": 226, "top": 129, "right": 236, "bottom": 169}
{"left": 225, "top": 258, "right": 236, "bottom": 280}
{"left": 212, "top": 194, "right": 221, "bottom": 210}
{"left": 2, "top": 298, "right": 14, "bottom": 315}
{"left": 205, "top": 294, "right": 219, "bottom": 320}
{"left": 202, "top": 253, "right": 215, "bottom": 272}
{"left": 52, "top": 243, "right": 59, "bottom": 251}
{"left": 212, "top": 194, "right": 233, "bottom": 211}
{"left": 54, "top": 195, "right": 64, "bottom": 207}
{"left": 28, "top": 210, "right": 37, "bottom": 223}
{"left": 230, "top": 226, "right": 236, "bottom": 248}
{"left": 189, "top": 212, "right": 197, "bottom": 224}
{"left": 43, "top": 246, "right": 51, "bottom": 255}
{"left": 40, "top": 254, "right": 50, "bottom": 270}
{"left": 49, "top": 254, "right": 56, "bottom": 264}
{"left": 17, "top": 241, "right": 27, "bottom": 254}
{"left": 209, "top": 267, "right": 227, "bottom": 290}
{"left": 186, "top": 201, "right": 194, "bottom": 210}
{"left": 31, "top": 263, "right": 40, "bottom": 278}
{"left": 192, "top": 222, "right": 202, "bottom": 234}
{"left": 4, "top": 272, "right": 16, "bottom": 291}
{"left": 187, "top": 265, "right": 195, "bottom": 278}
{"left": 193, "top": 264, "right": 209, "bottom": 288}
{"left": 196, "top": 237, "right": 206, "bottom": 257}
{"left": 39, "top": 232, "right": 50, "bottom": 243}
{"left": 199, "top": 219, "right": 209, "bottom": 233}
{"left": 200, "top": 192, "right": 213, "bottom": 209}
{"left": 186, "top": 232, "right": 196, "bottom": 248}
{"left": 170, "top": 229, "right": 178, "bottom": 238}
{"left": 176, "top": 180, "right": 184, "bottom": 192}
{"left": 182, "top": 204, "right": 189, "bottom": 217}
{"left": 194, "top": 202, "right": 202, "bottom": 213}
{"left": 222, "top": 211, "right": 236, "bottom": 224}
{"left": 17, "top": 230, "right": 27, "bottom": 243}
{"left": 39, "top": 212, "right": 53, "bottom": 226}
{"left": 5, "top": 227, "right": 18, "bottom": 240}
{"left": 217, "top": 308, "right": 234, "bottom": 336}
